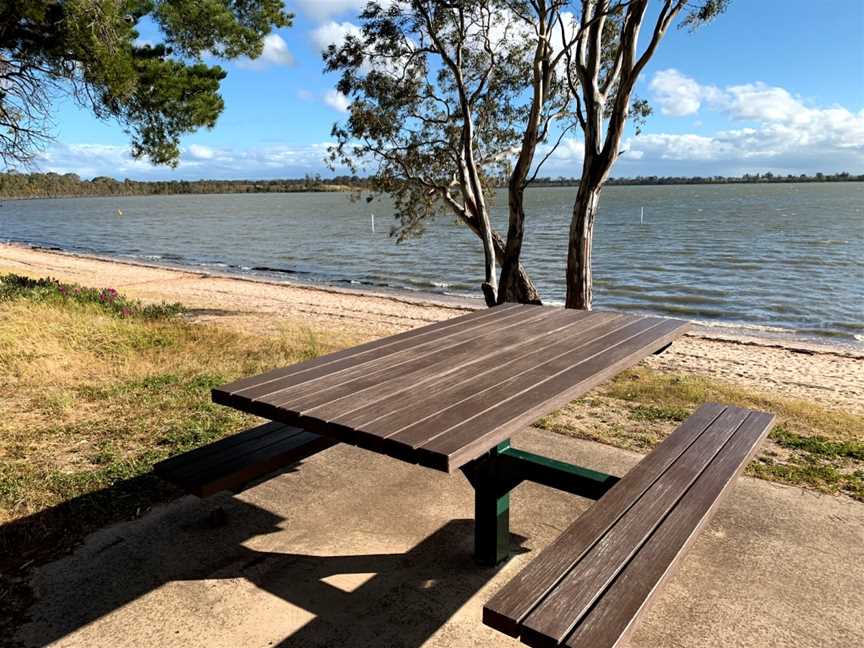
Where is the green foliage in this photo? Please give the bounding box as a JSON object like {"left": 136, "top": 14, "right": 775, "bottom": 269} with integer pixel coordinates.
{"left": 0, "top": 273, "right": 184, "bottom": 319}
{"left": 0, "top": 0, "right": 291, "bottom": 166}
{"left": 326, "top": 1, "right": 540, "bottom": 241}
{"left": 680, "top": 0, "right": 730, "bottom": 31}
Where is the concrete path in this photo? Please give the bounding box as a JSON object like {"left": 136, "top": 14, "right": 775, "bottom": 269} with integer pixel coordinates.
{"left": 16, "top": 429, "right": 864, "bottom": 648}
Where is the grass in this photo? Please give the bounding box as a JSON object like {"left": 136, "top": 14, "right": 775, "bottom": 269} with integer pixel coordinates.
{"left": 536, "top": 367, "right": 864, "bottom": 501}
{"left": 0, "top": 274, "right": 359, "bottom": 570}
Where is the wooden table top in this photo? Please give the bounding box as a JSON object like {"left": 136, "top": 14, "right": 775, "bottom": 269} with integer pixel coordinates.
{"left": 212, "top": 304, "right": 690, "bottom": 472}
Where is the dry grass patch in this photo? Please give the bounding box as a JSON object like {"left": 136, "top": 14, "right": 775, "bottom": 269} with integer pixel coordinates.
{"left": 0, "top": 278, "right": 361, "bottom": 567}
{"left": 537, "top": 367, "right": 864, "bottom": 501}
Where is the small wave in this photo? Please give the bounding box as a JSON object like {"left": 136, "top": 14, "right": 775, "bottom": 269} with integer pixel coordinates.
{"left": 691, "top": 319, "right": 791, "bottom": 334}
{"left": 432, "top": 281, "right": 451, "bottom": 289}
{"left": 251, "top": 265, "right": 304, "bottom": 275}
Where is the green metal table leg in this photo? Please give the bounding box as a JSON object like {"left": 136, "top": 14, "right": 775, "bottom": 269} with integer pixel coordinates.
{"left": 474, "top": 482, "right": 511, "bottom": 566}
{"left": 461, "top": 438, "right": 620, "bottom": 567}
{"left": 463, "top": 440, "right": 512, "bottom": 566}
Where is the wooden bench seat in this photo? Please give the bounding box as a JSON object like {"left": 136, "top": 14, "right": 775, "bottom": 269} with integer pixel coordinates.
{"left": 154, "top": 421, "right": 337, "bottom": 497}
{"left": 483, "top": 403, "right": 774, "bottom": 648}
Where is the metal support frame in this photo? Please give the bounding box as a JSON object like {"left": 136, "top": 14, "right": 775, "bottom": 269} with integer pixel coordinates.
{"left": 461, "top": 440, "right": 620, "bottom": 566}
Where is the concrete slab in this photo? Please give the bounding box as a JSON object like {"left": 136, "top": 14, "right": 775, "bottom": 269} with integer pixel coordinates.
{"left": 15, "top": 429, "right": 864, "bottom": 648}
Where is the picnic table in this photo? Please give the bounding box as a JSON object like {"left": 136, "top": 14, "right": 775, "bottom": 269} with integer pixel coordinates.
{"left": 156, "top": 304, "right": 773, "bottom": 647}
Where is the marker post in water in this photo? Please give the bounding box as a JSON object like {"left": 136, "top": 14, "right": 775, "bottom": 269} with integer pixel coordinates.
{"left": 371, "top": 213, "right": 375, "bottom": 233}
{"left": 640, "top": 206, "right": 644, "bottom": 225}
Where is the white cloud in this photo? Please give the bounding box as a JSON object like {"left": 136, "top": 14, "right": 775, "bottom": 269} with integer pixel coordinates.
{"left": 324, "top": 89, "right": 350, "bottom": 113}
{"left": 187, "top": 144, "right": 216, "bottom": 160}
{"left": 628, "top": 70, "right": 864, "bottom": 173}
{"left": 529, "top": 81, "right": 864, "bottom": 176}
{"left": 236, "top": 33, "right": 294, "bottom": 69}
{"left": 311, "top": 20, "right": 362, "bottom": 53}
{"left": 649, "top": 69, "right": 724, "bottom": 117}
{"left": 619, "top": 103, "right": 864, "bottom": 173}
{"left": 725, "top": 82, "right": 810, "bottom": 123}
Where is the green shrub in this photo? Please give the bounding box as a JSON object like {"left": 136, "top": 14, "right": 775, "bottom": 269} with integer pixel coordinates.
{"left": 0, "top": 273, "right": 183, "bottom": 319}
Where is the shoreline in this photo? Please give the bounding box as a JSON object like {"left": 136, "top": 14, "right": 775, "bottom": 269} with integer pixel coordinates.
{"left": 11, "top": 241, "right": 483, "bottom": 311}
{"left": 4, "top": 239, "right": 862, "bottom": 357}
{"left": 2, "top": 242, "right": 862, "bottom": 414}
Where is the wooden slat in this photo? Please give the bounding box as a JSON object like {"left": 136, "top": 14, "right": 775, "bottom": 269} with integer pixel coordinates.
{"left": 562, "top": 410, "right": 774, "bottom": 648}
{"left": 482, "top": 403, "right": 727, "bottom": 637}
{"left": 327, "top": 312, "right": 625, "bottom": 435}
{"left": 153, "top": 421, "right": 290, "bottom": 473}
{"left": 213, "top": 303, "right": 521, "bottom": 397}
{"left": 194, "top": 431, "right": 336, "bottom": 496}
{"left": 154, "top": 422, "right": 338, "bottom": 497}
{"left": 412, "top": 319, "right": 686, "bottom": 470}
{"left": 299, "top": 309, "right": 601, "bottom": 422}
{"left": 519, "top": 406, "right": 751, "bottom": 647}
{"left": 167, "top": 426, "right": 312, "bottom": 483}
{"left": 173, "top": 431, "right": 335, "bottom": 497}
{"left": 216, "top": 304, "right": 531, "bottom": 405}
{"left": 360, "top": 317, "right": 655, "bottom": 451}
{"left": 262, "top": 305, "right": 561, "bottom": 410}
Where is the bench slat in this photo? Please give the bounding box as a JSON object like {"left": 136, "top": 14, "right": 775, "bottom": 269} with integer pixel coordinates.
{"left": 482, "top": 403, "right": 774, "bottom": 647}
{"left": 153, "top": 421, "right": 291, "bottom": 473}
{"left": 519, "top": 406, "right": 752, "bottom": 646}
{"left": 181, "top": 431, "right": 333, "bottom": 486}
{"left": 164, "top": 425, "right": 309, "bottom": 482}
{"left": 482, "top": 403, "right": 727, "bottom": 637}
{"left": 154, "top": 422, "right": 336, "bottom": 497}
{"left": 563, "top": 410, "right": 774, "bottom": 648}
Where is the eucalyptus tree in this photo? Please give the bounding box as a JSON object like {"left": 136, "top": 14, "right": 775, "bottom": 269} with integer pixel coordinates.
{"left": 326, "top": 0, "right": 727, "bottom": 308}
{"left": 326, "top": 0, "right": 544, "bottom": 305}
{"left": 0, "top": 0, "right": 290, "bottom": 167}
{"left": 557, "top": 0, "right": 728, "bottom": 308}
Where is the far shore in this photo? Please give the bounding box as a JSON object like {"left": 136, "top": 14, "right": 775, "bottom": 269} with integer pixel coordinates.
{"left": 2, "top": 241, "right": 861, "bottom": 414}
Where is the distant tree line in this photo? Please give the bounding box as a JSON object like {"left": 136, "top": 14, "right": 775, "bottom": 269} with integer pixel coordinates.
{"left": 535, "top": 171, "right": 863, "bottom": 186}
{"left": 0, "top": 173, "right": 366, "bottom": 199}
{"left": 0, "top": 170, "right": 860, "bottom": 200}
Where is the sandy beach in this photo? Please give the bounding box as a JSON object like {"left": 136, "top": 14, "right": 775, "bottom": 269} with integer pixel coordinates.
{"left": 2, "top": 242, "right": 861, "bottom": 414}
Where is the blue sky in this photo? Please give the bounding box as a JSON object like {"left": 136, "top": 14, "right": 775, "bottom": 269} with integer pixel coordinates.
{"left": 39, "top": 0, "right": 864, "bottom": 180}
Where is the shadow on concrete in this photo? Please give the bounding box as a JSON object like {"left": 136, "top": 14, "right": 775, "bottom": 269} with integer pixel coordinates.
{"left": 7, "top": 473, "right": 526, "bottom": 648}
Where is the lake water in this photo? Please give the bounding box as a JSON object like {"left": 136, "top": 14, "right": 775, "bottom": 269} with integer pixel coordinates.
{"left": 2, "top": 184, "right": 862, "bottom": 348}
